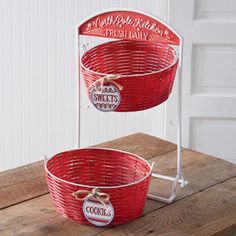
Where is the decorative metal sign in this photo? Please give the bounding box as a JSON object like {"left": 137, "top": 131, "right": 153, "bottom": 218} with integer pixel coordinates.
{"left": 91, "top": 84, "right": 121, "bottom": 112}
{"left": 83, "top": 197, "right": 114, "bottom": 226}
{"left": 79, "top": 11, "right": 180, "bottom": 45}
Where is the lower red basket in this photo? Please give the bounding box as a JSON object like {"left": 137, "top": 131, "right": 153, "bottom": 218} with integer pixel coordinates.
{"left": 45, "top": 148, "right": 152, "bottom": 226}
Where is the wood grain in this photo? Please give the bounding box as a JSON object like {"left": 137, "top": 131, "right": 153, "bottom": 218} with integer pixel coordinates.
{"left": 0, "top": 194, "right": 104, "bottom": 236}
{"left": 0, "top": 161, "right": 47, "bottom": 210}
{"left": 1, "top": 133, "right": 236, "bottom": 236}
{"left": 148, "top": 149, "right": 236, "bottom": 200}
{"left": 97, "top": 178, "right": 236, "bottom": 236}
{"left": 0, "top": 133, "right": 176, "bottom": 209}
{"left": 1, "top": 149, "right": 236, "bottom": 235}
{"left": 145, "top": 149, "right": 236, "bottom": 214}
{"left": 95, "top": 133, "right": 177, "bottom": 159}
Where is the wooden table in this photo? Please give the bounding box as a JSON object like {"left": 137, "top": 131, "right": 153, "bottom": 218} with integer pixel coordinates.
{"left": 1, "top": 133, "right": 236, "bottom": 236}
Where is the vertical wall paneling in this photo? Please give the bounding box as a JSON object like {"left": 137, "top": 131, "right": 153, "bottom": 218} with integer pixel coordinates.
{"left": 0, "top": 0, "right": 167, "bottom": 171}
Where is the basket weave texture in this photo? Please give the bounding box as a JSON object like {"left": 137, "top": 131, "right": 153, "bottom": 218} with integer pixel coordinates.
{"left": 81, "top": 40, "right": 179, "bottom": 112}
{"left": 45, "top": 148, "right": 152, "bottom": 226}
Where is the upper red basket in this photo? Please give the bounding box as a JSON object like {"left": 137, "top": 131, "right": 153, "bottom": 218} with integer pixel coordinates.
{"left": 78, "top": 10, "right": 181, "bottom": 112}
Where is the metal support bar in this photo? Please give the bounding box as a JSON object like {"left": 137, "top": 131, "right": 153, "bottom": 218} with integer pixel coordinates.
{"left": 177, "top": 40, "right": 184, "bottom": 181}
{"left": 147, "top": 172, "right": 189, "bottom": 204}
{"left": 78, "top": 34, "right": 81, "bottom": 148}
{"left": 148, "top": 193, "right": 176, "bottom": 204}
{"left": 152, "top": 173, "right": 188, "bottom": 186}
{"left": 148, "top": 40, "right": 189, "bottom": 203}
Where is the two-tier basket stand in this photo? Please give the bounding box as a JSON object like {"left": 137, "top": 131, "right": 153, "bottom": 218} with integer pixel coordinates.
{"left": 77, "top": 9, "right": 188, "bottom": 204}
{"left": 45, "top": 8, "right": 189, "bottom": 227}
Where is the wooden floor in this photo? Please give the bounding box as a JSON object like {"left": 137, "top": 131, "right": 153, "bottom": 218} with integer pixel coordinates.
{"left": 1, "top": 133, "right": 236, "bottom": 236}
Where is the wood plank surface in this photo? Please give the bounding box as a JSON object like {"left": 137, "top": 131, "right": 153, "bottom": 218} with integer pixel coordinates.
{"left": 98, "top": 177, "right": 236, "bottom": 236}
{"left": 145, "top": 149, "right": 236, "bottom": 213}
{"left": 1, "top": 133, "right": 236, "bottom": 236}
{"left": 1, "top": 150, "right": 236, "bottom": 235}
{"left": 1, "top": 174, "right": 235, "bottom": 236}
{"left": 148, "top": 149, "right": 236, "bottom": 197}
{"left": 0, "top": 194, "right": 104, "bottom": 236}
{"left": 0, "top": 161, "right": 47, "bottom": 210}
{"left": 0, "top": 133, "right": 176, "bottom": 209}
{"left": 95, "top": 133, "right": 177, "bottom": 159}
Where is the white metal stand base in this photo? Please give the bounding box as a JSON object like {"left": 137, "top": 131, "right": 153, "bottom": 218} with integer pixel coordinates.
{"left": 147, "top": 173, "right": 189, "bottom": 204}
{"left": 147, "top": 37, "right": 189, "bottom": 204}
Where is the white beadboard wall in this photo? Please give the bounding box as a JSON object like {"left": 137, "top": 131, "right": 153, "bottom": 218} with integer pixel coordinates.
{"left": 0, "top": 0, "right": 167, "bottom": 171}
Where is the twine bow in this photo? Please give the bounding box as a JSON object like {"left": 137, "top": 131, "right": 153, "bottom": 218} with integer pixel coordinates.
{"left": 72, "top": 188, "right": 110, "bottom": 207}
{"left": 88, "top": 74, "right": 123, "bottom": 93}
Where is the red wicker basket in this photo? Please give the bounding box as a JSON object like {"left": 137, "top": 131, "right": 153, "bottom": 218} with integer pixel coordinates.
{"left": 45, "top": 148, "right": 152, "bottom": 226}
{"left": 81, "top": 39, "right": 179, "bottom": 112}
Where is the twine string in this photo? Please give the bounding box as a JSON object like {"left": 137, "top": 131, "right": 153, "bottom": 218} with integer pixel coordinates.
{"left": 72, "top": 188, "right": 110, "bottom": 207}
{"left": 88, "top": 74, "right": 123, "bottom": 94}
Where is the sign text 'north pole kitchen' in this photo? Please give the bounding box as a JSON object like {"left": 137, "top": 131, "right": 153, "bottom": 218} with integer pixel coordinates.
{"left": 79, "top": 11, "right": 179, "bottom": 44}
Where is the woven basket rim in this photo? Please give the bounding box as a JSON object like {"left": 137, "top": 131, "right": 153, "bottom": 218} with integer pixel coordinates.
{"left": 81, "top": 40, "right": 179, "bottom": 77}
{"left": 45, "top": 147, "right": 153, "bottom": 189}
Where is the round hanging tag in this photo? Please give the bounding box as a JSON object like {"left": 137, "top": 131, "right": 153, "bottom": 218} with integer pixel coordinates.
{"left": 91, "top": 84, "right": 121, "bottom": 112}
{"left": 83, "top": 197, "right": 114, "bottom": 226}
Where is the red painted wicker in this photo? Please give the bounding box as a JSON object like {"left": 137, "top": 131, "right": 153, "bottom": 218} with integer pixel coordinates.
{"left": 81, "top": 39, "right": 179, "bottom": 112}
{"left": 45, "top": 148, "right": 152, "bottom": 226}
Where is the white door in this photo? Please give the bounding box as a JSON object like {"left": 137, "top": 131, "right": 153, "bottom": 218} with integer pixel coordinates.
{"left": 166, "top": 0, "right": 236, "bottom": 163}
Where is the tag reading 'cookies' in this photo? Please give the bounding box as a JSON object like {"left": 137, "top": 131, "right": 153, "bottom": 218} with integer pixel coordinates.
{"left": 91, "top": 84, "right": 121, "bottom": 112}
{"left": 83, "top": 197, "right": 114, "bottom": 226}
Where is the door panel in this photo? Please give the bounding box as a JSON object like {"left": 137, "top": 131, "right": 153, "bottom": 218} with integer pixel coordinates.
{"left": 195, "top": 0, "right": 236, "bottom": 19}
{"left": 192, "top": 45, "right": 236, "bottom": 94}
{"left": 167, "top": 0, "right": 236, "bottom": 163}
{"left": 190, "top": 118, "right": 236, "bottom": 163}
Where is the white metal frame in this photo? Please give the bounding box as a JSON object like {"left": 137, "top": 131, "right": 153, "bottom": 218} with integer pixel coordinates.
{"left": 77, "top": 8, "right": 188, "bottom": 204}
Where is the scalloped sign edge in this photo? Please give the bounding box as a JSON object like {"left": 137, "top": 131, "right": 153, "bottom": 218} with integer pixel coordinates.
{"left": 78, "top": 10, "right": 180, "bottom": 45}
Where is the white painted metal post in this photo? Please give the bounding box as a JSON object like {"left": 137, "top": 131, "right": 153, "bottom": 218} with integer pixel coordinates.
{"left": 176, "top": 39, "right": 188, "bottom": 187}
{"left": 78, "top": 34, "right": 81, "bottom": 148}
{"left": 177, "top": 40, "right": 183, "bottom": 181}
